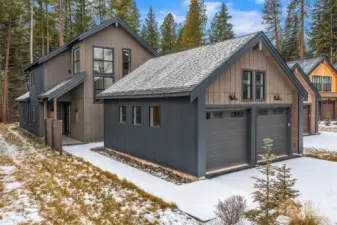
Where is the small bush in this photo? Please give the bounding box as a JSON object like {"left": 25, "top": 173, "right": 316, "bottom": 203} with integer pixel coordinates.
{"left": 215, "top": 195, "right": 247, "bottom": 225}
{"left": 324, "top": 118, "right": 331, "bottom": 126}
{"left": 288, "top": 202, "right": 329, "bottom": 225}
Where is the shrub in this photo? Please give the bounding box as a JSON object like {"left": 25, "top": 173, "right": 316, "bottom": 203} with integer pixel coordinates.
{"left": 324, "top": 118, "right": 331, "bottom": 126}
{"left": 215, "top": 195, "right": 247, "bottom": 225}
{"left": 288, "top": 202, "right": 329, "bottom": 225}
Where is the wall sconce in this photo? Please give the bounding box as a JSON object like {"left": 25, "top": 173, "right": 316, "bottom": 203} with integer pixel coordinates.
{"left": 274, "top": 94, "right": 282, "bottom": 101}
{"left": 229, "top": 93, "right": 238, "bottom": 100}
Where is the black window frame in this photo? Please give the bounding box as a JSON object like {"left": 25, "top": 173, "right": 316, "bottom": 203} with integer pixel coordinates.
{"left": 312, "top": 76, "right": 322, "bottom": 91}
{"left": 255, "top": 70, "right": 266, "bottom": 100}
{"left": 132, "top": 106, "right": 142, "bottom": 126}
{"left": 242, "top": 70, "right": 253, "bottom": 100}
{"left": 231, "top": 111, "right": 244, "bottom": 118}
{"left": 119, "top": 106, "right": 127, "bottom": 123}
{"left": 322, "top": 76, "right": 332, "bottom": 91}
{"left": 73, "top": 48, "right": 80, "bottom": 74}
{"left": 122, "top": 48, "right": 131, "bottom": 77}
{"left": 30, "top": 72, "right": 36, "bottom": 88}
{"left": 149, "top": 106, "right": 161, "bottom": 127}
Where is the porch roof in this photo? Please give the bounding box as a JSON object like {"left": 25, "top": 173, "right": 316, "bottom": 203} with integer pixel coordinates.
{"left": 16, "top": 92, "right": 30, "bottom": 102}
{"left": 39, "top": 72, "right": 86, "bottom": 101}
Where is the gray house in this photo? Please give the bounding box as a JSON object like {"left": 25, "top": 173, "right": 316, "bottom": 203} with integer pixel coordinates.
{"left": 98, "top": 32, "right": 307, "bottom": 178}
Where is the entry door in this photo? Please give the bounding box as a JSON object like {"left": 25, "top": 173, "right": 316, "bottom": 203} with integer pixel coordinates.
{"left": 64, "top": 103, "right": 71, "bottom": 135}
{"left": 322, "top": 101, "right": 334, "bottom": 120}
{"left": 303, "top": 105, "right": 310, "bottom": 134}
{"left": 257, "top": 108, "right": 289, "bottom": 159}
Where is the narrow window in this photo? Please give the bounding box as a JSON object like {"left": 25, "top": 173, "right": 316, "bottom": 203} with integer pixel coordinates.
{"left": 132, "top": 106, "right": 141, "bottom": 125}
{"left": 273, "top": 108, "right": 284, "bottom": 115}
{"left": 30, "top": 72, "right": 35, "bottom": 87}
{"left": 149, "top": 106, "right": 160, "bottom": 127}
{"left": 122, "top": 49, "right": 131, "bottom": 77}
{"left": 312, "top": 76, "right": 322, "bottom": 91}
{"left": 242, "top": 71, "right": 252, "bottom": 100}
{"left": 73, "top": 48, "right": 80, "bottom": 74}
{"left": 323, "top": 77, "right": 331, "bottom": 91}
{"left": 258, "top": 109, "right": 268, "bottom": 116}
{"left": 119, "top": 106, "right": 127, "bottom": 123}
{"left": 256, "top": 71, "right": 265, "bottom": 100}
{"left": 231, "top": 111, "right": 244, "bottom": 118}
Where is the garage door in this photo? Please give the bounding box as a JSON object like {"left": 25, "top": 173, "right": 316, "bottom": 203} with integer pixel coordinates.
{"left": 206, "top": 110, "right": 248, "bottom": 171}
{"left": 322, "top": 101, "right": 334, "bottom": 120}
{"left": 257, "top": 108, "right": 288, "bottom": 159}
{"left": 303, "top": 105, "right": 310, "bottom": 134}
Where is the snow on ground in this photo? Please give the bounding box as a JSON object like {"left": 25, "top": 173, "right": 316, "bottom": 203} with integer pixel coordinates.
{"left": 65, "top": 143, "right": 337, "bottom": 223}
{"left": 319, "top": 121, "right": 337, "bottom": 133}
{"left": 304, "top": 132, "right": 337, "bottom": 152}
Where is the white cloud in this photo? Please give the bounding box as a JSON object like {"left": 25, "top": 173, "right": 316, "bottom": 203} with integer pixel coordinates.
{"left": 205, "top": 1, "right": 222, "bottom": 17}
{"left": 255, "top": 0, "right": 264, "bottom": 4}
{"left": 158, "top": 10, "right": 186, "bottom": 24}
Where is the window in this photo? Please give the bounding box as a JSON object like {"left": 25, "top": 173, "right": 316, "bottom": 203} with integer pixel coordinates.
{"left": 73, "top": 48, "right": 80, "bottom": 74}
{"left": 30, "top": 72, "right": 35, "bottom": 87}
{"left": 119, "top": 106, "right": 127, "bottom": 123}
{"left": 312, "top": 76, "right": 322, "bottom": 91}
{"left": 132, "top": 106, "right": 141, "bottom": 125}
{"left": 149, "top": 106, "right": 160, "bottom": 127}
{"left": 93, "top": 47, "right": 114, "bottom": 99}
{"left": 242, "top": 71, "right": 252, "bottom": 100}
{"left": 32, "top": 106, "right": 36, "bottom": 122}
{"left": 323, "top": 77, "right": 331, "bottom": 91}
{"left": 258, "top": 109, "right": 268, "bottom": 116}
{"left": 256, "top": 71, "right": 265, "bottom": 100}
{"left": 206, "top": 112, "right": 223, "bottom": 119}
{"left": 273, "top": 108, "right": 284, "bottom": 115}
{"left": 231, "top": 111, "right": 244, "bottom": 118}
{"left": 122, "top": 49, "right": 131, "bottom": 77}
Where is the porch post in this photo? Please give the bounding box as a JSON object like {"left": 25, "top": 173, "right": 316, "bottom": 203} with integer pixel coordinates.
{"left": 53, "top": 98, "right": 57, "bottom": 119}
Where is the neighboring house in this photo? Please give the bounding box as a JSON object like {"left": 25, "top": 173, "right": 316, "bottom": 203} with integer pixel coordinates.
{"left": 290, "top": 56, "right": 337, "bottom": 120}
{"left": 98, "top": 32, "right": 307, "bottom": 178}
{"left": 287, "top": 62, "right": 321, "bottom": 135}
{"left": 16, "top": 17, "right": 158, "bottom": 143}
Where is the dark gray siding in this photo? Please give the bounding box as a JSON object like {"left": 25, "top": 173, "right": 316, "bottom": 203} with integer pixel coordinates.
{"left": 28, "top": 65, "right": 44, "bottom": 136}
{"left": 104, "top": 97, "right": 199, "bottom": 176}
{"left": 18, "top": 102, "right": 30, "bottom": 131}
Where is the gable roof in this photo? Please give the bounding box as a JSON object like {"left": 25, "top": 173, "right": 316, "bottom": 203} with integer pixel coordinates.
{"left": 289, "top": 56, "right": 337, "bottom": 76}
{"left": 16, "top": 92, "right": 30, "bottom": 102}
{"left": 39, "top": 72, "right": 86, "bottom": 101}
{"left": 25, "top": 17, "right": 158, "bottom": 71}
{"left": 287, "top": 62, "right": 321, "bottom": 99}
{"left": 98, "top": 31, "right": 307, "bottom": 101}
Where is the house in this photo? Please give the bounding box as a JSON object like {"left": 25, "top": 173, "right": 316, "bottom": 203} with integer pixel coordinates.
{"left": 287, "top": 62, "right": 321, "bottom": 135}
{"left": 98, "top": 32, "right": 307, "bottom": 178}
{"left": 289, "top": 56, "right": 337, "bottom": 121}
{"left": 16, "top": 17, "right": 158, "bottom": 143}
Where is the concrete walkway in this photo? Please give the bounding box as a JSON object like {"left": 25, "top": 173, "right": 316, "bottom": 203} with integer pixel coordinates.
{"left": 64, "top": 143, "right": 337, "bottom": 223}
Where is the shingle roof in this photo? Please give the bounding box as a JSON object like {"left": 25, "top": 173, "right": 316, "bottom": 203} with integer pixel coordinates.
{"left": 288, "top": 56, "right": 326, "bottom": 75}
{"left": 39, "top": 72, "right": 86, "bottom": 101}
{"left": 98, "top": 32, "right": 260, "bottom": 99}
{"left": 16, "top": 92, "right": 30, "bottom": 102}
{"left": 25, "top": 17, "right": 158, "bottom": 71}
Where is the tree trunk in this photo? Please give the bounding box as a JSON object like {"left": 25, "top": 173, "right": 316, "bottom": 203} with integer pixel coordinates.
{"left": 46, "top": 0, "right": 49, "bottom": 53}
{"left": 30, "top": 0, "right": 34, "bottom": 63}
{"left": 3, "top": 20, "right": 12, "bottom": 124}
{"left": 40, "top": 0, "right": 45, "bottom": 56}
{"left": 300, "top": 0, "right": 304, "bottom": 60}
{"left": 58, "top": 0, "right": 64, "bottom": 46}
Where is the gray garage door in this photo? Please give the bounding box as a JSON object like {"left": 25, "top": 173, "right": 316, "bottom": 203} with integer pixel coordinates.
{"left": 257, "top": 108, "right": 288, "bottom": 159}
{"left": 206, "top": 110, "right": 248, "bottom": 171}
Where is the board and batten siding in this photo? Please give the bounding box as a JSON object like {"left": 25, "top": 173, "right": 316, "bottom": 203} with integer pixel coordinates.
{"left": 79, "top": 25, "right": 154, "bottom": 142}
{"left": 206, "top": 48, "right": 300, "bottom": 154}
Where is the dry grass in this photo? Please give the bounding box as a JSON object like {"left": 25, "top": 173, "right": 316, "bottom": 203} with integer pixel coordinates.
{"left": 0, "top": 124, "right": 180, "bottom": 225}
{"left": 304, "top": 148, "right": 337, "bottom": 162}
{"left": 288, "top": 202, "right": 330, "bottom": 225}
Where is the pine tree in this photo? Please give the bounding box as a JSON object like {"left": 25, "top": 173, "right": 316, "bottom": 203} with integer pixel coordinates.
{"left": 175, "top": 23, "right": 185, "bottom": 51}
{"left": 274, "top": 164, "right": 300, "bottom": 215}
{"left": 262, "top": 0, "right": 282, "bottom": 51}
{"left": 208, "top": 3, "right": 234, "bottom": 43}
{"left": 245, "top": 138, "right": 279, "bottom": 225}
{"left": 124, "top": 0, "right": 140, "bottom": 32}
{"left": 180, "top": 0, "right": 207, "bottom": 50}
{"left": 140, "top": 7, "right": 159, "bottom": 49}
{"left": 160, "top": 13, "right": 177, "bottom": 55}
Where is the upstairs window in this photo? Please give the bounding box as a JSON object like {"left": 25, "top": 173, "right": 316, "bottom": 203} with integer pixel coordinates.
{"left": 149, "top": 106, "right": 160, "bottom": 127}
{"left": 323, "top": 77, "right": 331, "bottom": 91}
{"left": 312, "top": 76, "right": 322, "bottom": 91}
{"left": 132, "top": 106, "right": 142, "bottom": 125}
{"left": 30, "top": 72, "right": 35, "bottom": 88}
{"left": 122, "top": 49, "right": 131, "bottom": 77}
{"left": 119, "top": 106, "right": 127, "bottom": 123}
{"left": 256, "top": 71, "right": 265, "bottom": 100}
{"left": 242, "top": 70, "right": 253, "bottom": 100}
{"left": 94, "top": 77, "right": 113, "bottom": 97}
{"left": 73, "top": 48, "right": 80, "bottom": 74}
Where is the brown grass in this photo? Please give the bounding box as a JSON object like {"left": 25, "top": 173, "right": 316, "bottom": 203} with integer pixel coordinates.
{"left": 288, "top": 202, "right": 330, "bottom": 225}
{"left": 304, "top": 148, "right": 337, "bottom": 162}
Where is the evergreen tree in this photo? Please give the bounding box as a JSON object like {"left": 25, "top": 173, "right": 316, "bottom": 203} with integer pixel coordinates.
{"left": 160, "top": 13, "right": 177, "bottom": 55}
{"left": 280, "top": 0, "right": 300, "bottom": 61}
{"left": 274, "top": 164, "right": 300, "bottom": 215}
{"left": 208, "top": 3, "right": 234, "bottom": 43}
{"left": 262, "top": 0, "right": 282, "bottom": 51}
{"left": 140, "top": 7, "right": 159, "bottom": 49}
{"left": 175, "top": 23, "right": 185, "bottom": 51}
{"left": 125, "top": 0, "right": 140, "bottom": 32}
{"left": 245, "top": 138, "right": 279, "bottom": 225}
{"left": 180, "top": 0, "right": 207, "bottom": 50}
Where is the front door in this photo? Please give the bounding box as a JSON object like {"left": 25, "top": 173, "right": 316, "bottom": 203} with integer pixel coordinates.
{"left": 64, "top": 103, "right": 71, "bottom": 135}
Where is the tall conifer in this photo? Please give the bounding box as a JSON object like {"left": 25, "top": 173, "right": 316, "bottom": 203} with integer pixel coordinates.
{"left": 160, "top": 13, "right": 177, "bottom": 55}
{"left": 208, "top": 3, "right": 234, "bottom": 43}
{"left": 262, "top": 0, "right": 282, "bottom": 51}
{"left": 140, "top": 7, "right": 159, "bottom": 49}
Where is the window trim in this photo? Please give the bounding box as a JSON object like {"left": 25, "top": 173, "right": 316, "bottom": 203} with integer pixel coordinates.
{"left": 242, "top": 69, "right": 253, "bottom": 101}
{"left": 132, "top": 106, "right": 142, "bottom": 126}
{"left": 255, "top": 70, "right": 266, "bottom": 101}
{"left": 119, "top": 106, "right": 127, "bottom": 123}
{"left": 149, "top": 106, "right": 161, "bottom": 127}
{"left": 122, "top": 48, "right": 131, "bottom": 77}
{"left": 73, "top": 48, "right": 80, "bottom": 74}
{"left": 312, "top": 75, "right": 322, "bottom": 91}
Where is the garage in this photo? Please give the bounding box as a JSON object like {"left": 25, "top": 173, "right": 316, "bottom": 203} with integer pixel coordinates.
{"left": 303, "top": 105, "right": 310, "bottom": 134}
{"left": 257, "top": 108, "right": 289, "bottom": 159}
{"left": 206, "top": 110, "right": 248, "bottom": 171}
{"left": 321, "top": 101, "right": 335, "bottom": 120}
